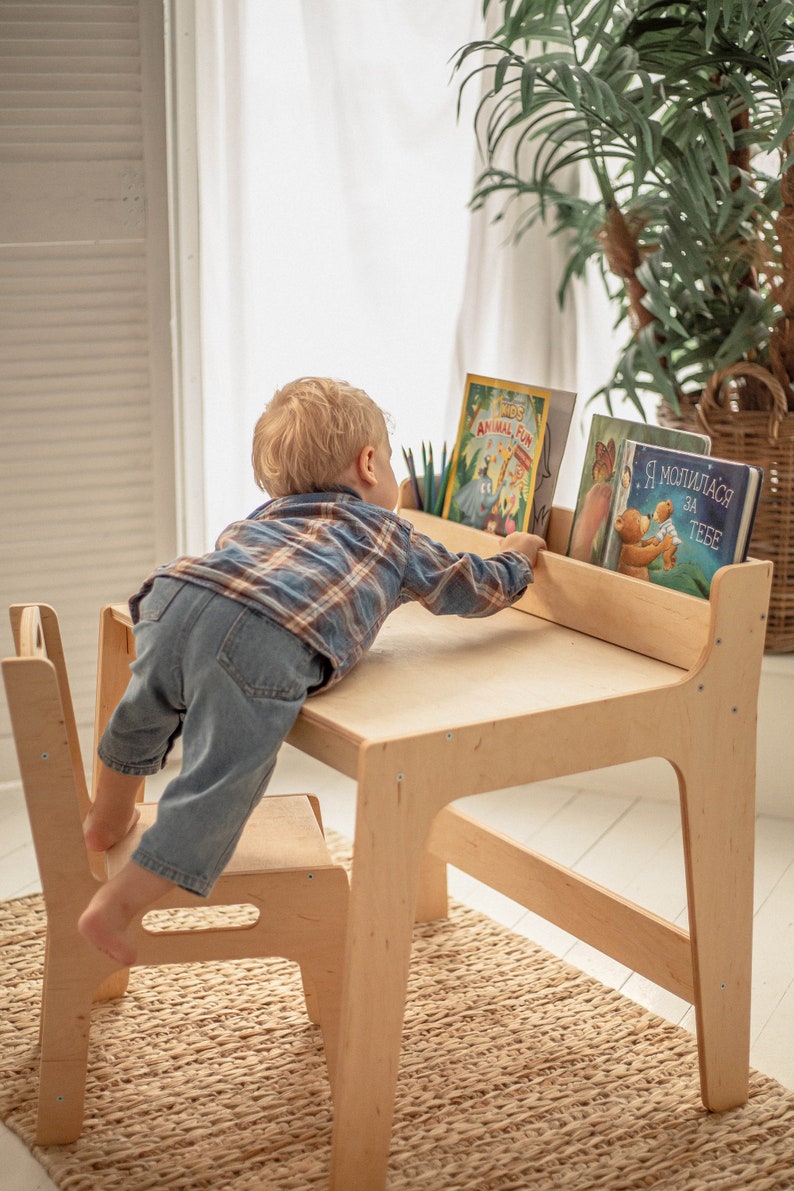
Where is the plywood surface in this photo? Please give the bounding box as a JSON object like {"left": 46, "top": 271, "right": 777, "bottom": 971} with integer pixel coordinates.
{"left": 298, "top": 600, "right": 684, "bottom": 748}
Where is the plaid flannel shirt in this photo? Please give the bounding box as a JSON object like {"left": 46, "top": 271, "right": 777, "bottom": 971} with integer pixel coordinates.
{"left": 130, "top": 489, "right": 533, "bottom": 689}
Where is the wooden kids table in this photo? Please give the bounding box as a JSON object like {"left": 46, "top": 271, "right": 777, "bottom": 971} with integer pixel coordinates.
{"left": 95, "top": 493, "right": 772, "bottom": 1190}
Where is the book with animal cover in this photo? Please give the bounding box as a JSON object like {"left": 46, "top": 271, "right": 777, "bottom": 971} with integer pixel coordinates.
{"left": 442, "top": 374, "right": 565, "bottom": 536}
{"left": 567, "top": 413, "right": 711, "bottom": 566}
{"left": 601, "top": 439, "right": 763, "bottom": 598}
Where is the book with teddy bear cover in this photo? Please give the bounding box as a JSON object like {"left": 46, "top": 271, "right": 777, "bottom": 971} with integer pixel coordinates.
{"left": 566, "top": 413, "right": 711, "bottom": 567}
{"left": 600, "top": 439, "right": 763, "bottom": 598}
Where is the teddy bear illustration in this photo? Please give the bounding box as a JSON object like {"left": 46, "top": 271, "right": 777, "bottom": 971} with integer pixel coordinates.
{"left": 643, "top": 498, "right": 680, "bottom": 570}
{"left": 613, "top": 508, "right": 673, "bottom": 581}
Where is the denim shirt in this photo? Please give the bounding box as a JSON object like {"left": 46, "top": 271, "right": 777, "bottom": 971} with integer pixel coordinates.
{"left": 130, "top": 489, "right": 533, "bottom": 688}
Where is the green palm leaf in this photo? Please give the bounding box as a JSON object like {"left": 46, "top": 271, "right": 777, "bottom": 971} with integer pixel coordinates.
{"left": 455, "top": 0, "right": 794, "bottom": 411}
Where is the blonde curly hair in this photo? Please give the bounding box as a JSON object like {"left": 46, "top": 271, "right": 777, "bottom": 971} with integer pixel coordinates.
{"left": 251, "top": 377, "right": 391, "bottom": 497}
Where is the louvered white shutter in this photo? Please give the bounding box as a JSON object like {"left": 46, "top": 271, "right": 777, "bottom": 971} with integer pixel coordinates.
{"left": 0, "top": 0, "right": 176, "bottom": 777}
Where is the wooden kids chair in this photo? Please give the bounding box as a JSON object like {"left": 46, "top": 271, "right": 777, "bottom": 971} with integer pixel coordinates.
{"left": 2, "top": 603, "right": 350, "bottom": 1146}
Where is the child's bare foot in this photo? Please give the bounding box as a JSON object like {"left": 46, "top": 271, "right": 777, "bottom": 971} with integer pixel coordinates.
{"left": 78, "top": 862, "right": 174, "bottom": 966}
{"left": 83, "top": 804, "right": 141, "bottom": 853}
{"left": 78, "top": 890, "right": 138, "bottom": 966}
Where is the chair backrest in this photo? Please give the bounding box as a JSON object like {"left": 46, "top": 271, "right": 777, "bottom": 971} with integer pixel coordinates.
{"left": 9, "top": 604, "right": 89, "bottom": 812}
{"left": 3, "top": 604, "right": 100, "bottom": 903}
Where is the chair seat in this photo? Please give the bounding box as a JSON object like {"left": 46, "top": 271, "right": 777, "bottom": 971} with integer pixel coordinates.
{"left": 106, "top": 793, "right": 338, "bottom": 878}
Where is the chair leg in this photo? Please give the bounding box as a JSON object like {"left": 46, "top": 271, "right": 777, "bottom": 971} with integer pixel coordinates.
{"left": 302, "top": 959, "right": 344, "bottom": 1091}
{"left": 37, "top": 981, "right": 95, "bottom": 1144}
{"left": 94, "top": 967, "right": 131, "bottom": 1002}
{"left": 299, "top": 966, "right": 321, "bottom": 1025}
{"left": 38, "top": 929, "right": 51, "bottom": 1044}
{"left": 296, "top": 871, "right": 349, "bottom": 1090}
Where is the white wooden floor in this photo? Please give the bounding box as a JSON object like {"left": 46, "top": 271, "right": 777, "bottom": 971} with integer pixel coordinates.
{"left": 2, "top": 744, "right": 793, "bottom": 1188}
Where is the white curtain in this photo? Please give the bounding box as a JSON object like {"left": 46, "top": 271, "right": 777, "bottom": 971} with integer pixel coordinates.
{"left": 192, "top": 1, "right": 620, "bottom": 547}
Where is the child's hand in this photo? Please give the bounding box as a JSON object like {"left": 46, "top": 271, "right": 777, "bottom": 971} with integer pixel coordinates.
{"left": 499, "top": 532, "right": 547, "bottom": 568}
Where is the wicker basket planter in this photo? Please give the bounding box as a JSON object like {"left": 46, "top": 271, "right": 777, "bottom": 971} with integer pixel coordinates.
{"left": 658, "top": 364, "right": 794, "bottom": 653}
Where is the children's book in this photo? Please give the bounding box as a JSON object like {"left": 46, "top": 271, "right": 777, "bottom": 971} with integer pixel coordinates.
{"left": 526, "top": 383, "right": 577, "bottom": 537}
{"left": 567, "top": 414, "right": 711, "bottom": 566}
{"left": 601, "top": 439, "right": 763, "bottom": 598}
{"left": 442, "top": 374, "right": 568, "bottom": 536}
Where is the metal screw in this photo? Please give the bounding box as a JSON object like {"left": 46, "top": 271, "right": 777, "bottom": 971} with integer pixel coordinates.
{"left": 396, "top": 773, "right": 405, "bottom": 782}
{"left": 445, "top": 732, "right": 453, "bottom": 741}
{"left": 40, "top": 752, "right": 49, "bottom": 760}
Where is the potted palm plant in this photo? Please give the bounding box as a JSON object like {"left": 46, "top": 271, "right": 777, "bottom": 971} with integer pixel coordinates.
{"left": 454, "top": 0, "right": 794, "bottom": 649}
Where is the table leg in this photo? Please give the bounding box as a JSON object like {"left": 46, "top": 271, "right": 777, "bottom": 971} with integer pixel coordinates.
{"left": 329, "top": 749, "right": 441, "bottom": 1190}
{"left": 677, "top": 747, "right": 754, "bottom": 1111}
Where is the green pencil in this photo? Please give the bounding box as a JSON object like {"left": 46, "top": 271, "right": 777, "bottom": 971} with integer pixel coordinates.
{"left": 434, "top": 453, "right": 453, "bottom": 517}
{"left": 425, "top": 443, "right": 435, "bottom": 514}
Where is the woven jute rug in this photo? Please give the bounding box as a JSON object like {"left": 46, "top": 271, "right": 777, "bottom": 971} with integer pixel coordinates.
{"left": 2, "top": 841, "right": 794, "bottom": 1189}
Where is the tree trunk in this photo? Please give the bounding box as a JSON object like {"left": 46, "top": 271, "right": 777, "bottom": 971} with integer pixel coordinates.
{"left": 769, "top": 144, "right": 794, "bottom": 410}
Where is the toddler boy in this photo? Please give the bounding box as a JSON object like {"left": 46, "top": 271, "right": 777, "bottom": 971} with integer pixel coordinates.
{"left": 79, "top": 377, "right": 545, "bottom": 965}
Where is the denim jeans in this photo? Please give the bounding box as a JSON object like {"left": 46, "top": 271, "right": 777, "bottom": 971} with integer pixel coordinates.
{"left": 98, "top": 577, "right": 327, "bottom": 895}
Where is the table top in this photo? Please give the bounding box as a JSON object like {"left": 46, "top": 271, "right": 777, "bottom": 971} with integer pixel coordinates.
{"left": 296, "top": 600, "right": 684, "bottom": 749}
{"left": 108, "top": 596, "right": 686, "bottom": 778}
